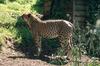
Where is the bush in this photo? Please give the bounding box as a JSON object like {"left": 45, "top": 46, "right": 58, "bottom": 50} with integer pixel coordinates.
{"left": 7, "top": 2, "right": 31, "bottom": 12}
{"left": 15, "top": 0, "right": 37, "bottom": 5}
{"left": 73, "top": 22, "right": 100, "bottom": 57}
{"left": 0, "top": 0, "right": 8, "bottom": 3}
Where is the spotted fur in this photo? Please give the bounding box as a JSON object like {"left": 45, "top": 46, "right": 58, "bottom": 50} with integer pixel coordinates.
{"left": 22, "top": 13, "right": 74, "bottom": 60}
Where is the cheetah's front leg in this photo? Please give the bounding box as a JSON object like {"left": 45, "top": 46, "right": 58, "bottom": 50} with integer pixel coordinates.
{"left": 34, "top": 35, "right": 42, "bottom": 56}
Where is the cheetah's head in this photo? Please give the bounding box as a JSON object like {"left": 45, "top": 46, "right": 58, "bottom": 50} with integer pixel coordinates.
{"left": 22, "top": 13, "right": 41, "bottom": 23}
{"left": 21, "top": 13, "right": 32, "bottom": 22}
{"left": 21, "top": 13, "right": 33, "bottom": 30}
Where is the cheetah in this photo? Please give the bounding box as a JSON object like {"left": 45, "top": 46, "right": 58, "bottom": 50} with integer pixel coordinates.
{"left": 22, "top": 13, "right": 74, "bottom": 60}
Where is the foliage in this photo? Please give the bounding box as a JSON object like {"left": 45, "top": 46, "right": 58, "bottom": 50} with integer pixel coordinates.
{"left": 0, "top": 0, "right": 8, "bottom": 3}
{"left": 73, "top": 22, "right": 100, "bottom": 57}
{"left": 48, "top": 0, "right": 71, "bottom": 20}
{"left": 15, "top": 0, "right": 37, "bottom": 5}
{"left": 87, "top": 0, "right": 99, "bottom": 25}
{"left": 0, "top": 0, "right": 44, "bottom": 55}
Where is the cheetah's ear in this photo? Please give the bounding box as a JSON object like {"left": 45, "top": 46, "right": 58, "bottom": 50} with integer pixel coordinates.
{"left": 27, "top": 13, "right": 31, "bottom": 18}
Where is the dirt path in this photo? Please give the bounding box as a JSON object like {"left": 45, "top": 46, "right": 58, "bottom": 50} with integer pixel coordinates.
{"left": 0, "top": 53, "right": 56, "bottom": 66}
{"left": 0, "top": 48, "right": 99, "bottom": 66}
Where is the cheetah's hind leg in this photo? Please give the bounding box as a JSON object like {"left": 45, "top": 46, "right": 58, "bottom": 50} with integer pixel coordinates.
{"left": 58, "top": 35, "right": 72, "bottom": 61}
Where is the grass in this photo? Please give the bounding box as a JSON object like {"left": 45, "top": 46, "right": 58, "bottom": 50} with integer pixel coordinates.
{"left": 0, "top": 0, "right": 41, "bottom": 46}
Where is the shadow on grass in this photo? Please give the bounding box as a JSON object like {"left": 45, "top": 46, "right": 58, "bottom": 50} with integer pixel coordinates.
{"left": 14, "top": 16, "right": 35, "bottom": 58}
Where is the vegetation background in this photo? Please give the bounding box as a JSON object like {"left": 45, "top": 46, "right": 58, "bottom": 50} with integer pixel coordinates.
{"left": 0, "top": 0, "right": 100, "bottom": 65}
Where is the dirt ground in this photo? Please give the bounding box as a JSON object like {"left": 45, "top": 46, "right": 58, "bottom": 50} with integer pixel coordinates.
{"left": 0, "top": 41, "right": 70, "bottom": 66}
{"left": 0, "top": 47, "right": 100, "bottom": 66}
{"left": 0, "top": 46, "right": 57, "bottom": 66}
{"left": 1, "top": 52, "right": 100, "bottom": 66}
{"left": 0, "top": 50, "right": 75, "bottom": 66}
{"left": 0, "top": 53, "right": 56, "bottom": 66}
